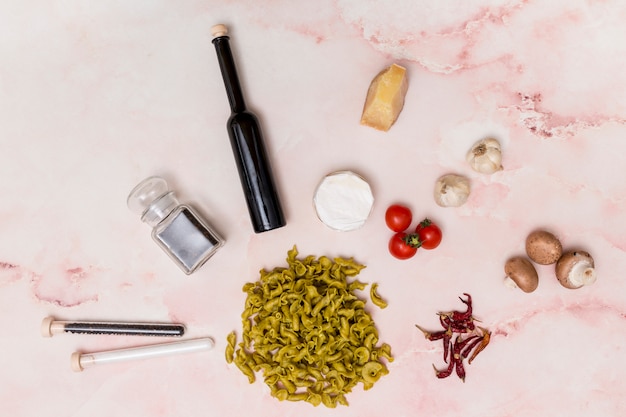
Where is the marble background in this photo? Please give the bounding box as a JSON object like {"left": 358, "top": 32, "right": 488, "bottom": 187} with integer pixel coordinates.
{"left": 1, "top": 1, "right": 625, "bottom": 416}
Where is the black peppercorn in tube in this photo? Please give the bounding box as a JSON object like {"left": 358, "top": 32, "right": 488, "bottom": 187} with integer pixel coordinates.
{"left": 41, "top": 316, "right": 185, "bottom": 337}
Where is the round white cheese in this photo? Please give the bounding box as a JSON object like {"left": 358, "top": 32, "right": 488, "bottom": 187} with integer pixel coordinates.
{"left": 313, "top": 171, "right": 374, "bottom": 231}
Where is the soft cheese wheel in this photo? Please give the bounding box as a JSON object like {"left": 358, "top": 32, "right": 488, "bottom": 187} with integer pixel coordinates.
{"left": 313, "top": 171, "right": 374, "bottom": 231}
{"left": 360, "top": 63, "right": 408, "bottom": 131}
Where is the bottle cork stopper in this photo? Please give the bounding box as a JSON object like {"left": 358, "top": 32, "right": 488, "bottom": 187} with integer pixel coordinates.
{"left": 211, "top": 24, "right": 228, "bottom": 38}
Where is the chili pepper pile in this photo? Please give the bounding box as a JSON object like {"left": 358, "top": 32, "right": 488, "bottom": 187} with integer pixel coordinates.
{"left": 415, "top": 293, "right": 491, "bottom": 382}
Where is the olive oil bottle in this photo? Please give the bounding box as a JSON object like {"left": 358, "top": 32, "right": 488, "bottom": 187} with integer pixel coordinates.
{"left": 211, "top": 24, "right": 286, "bottom": 233}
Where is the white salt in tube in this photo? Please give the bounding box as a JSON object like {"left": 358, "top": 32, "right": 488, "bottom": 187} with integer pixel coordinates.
{"left": 71, "top": 337, "right": 214, "bottom": 372}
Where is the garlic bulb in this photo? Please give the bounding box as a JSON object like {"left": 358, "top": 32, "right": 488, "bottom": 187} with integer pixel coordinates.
{"left": 466, "top": 138, "right": 503, "bottom": 174}
{"left": 434, "top": 174, "right": 470, "bottom": 207}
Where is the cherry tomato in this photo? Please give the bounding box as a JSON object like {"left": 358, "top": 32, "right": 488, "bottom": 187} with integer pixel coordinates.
{"left": 388, "top": 232, "right": 421, "bottom": 259}
{"left": 385, "top": 204, "right": 413, "bottom": 232}
{"left": 415, "top": 218, "right": 442, "bottom": 250}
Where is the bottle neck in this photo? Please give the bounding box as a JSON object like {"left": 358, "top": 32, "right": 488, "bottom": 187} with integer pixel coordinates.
{"left": 212, "top": 36, "right": 247, "bottom": 113}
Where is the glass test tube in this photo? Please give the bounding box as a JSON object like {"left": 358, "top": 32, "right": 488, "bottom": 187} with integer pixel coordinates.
{"left": 41, "top": 316, "right": 185, "bottom": 337}
{"left": 71, "top": 337, "right": 215, "bottom": 372}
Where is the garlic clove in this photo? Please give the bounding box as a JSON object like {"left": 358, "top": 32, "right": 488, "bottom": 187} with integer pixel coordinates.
{"left": 434, "top": 174, "right": 470, "bottom": 207}
{"left": 466, "top": 138, "right": 503, "bottom": 174}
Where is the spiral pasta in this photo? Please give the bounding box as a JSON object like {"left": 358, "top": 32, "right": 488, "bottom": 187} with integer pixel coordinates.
{"left": 226, "top": 246, "right": 393, "bottom": 407}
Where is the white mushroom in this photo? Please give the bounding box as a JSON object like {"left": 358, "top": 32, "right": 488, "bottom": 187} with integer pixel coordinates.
{"left": 504, "top": 256, "right": 539, "bottom": 293}
{"left": 555, "top": 251, "right": 596, "bottom": 289}
{"left": 525, "top": 230, "right": 563, "bottom": 265}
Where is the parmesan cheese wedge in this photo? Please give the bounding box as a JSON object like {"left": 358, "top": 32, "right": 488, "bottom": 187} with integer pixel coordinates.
{"left": 360, "top": 63, "right": 408, "bottom": 131}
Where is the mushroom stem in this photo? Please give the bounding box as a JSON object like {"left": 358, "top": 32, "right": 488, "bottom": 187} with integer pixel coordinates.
{"left": 569, "top": 261, "right": 597, "bottom": 287}
{"left": 503, "top": 276, "right": 519, "bottom": 289}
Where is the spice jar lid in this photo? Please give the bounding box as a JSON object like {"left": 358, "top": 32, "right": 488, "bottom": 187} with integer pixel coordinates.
{"left": 127, "top": 176, "right": 179, "bottom": 227}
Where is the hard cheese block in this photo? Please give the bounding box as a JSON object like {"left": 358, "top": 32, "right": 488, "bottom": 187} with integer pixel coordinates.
{"left": 360, "top": 63, "right": 408, "bottom": 131}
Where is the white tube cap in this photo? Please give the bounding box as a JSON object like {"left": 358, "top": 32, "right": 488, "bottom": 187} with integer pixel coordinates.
{"left": 71, "top": 352, "right": 84, "bottom": 372}
{"left": 41, "top": 316, "right": 54, "bottom": 337}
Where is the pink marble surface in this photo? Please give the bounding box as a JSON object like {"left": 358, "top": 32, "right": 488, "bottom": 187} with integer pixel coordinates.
{"left": 2, "top": 1, "right": 626, "bottom": 415}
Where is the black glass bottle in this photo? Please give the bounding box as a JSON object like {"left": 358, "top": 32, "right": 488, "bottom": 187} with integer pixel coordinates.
{"left": 211, "top": 24, "right": 286, "bottom": 233}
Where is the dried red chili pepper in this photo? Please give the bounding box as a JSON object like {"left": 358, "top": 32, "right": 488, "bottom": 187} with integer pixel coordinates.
{"left": 468, "top": 328, "right": 491, "bottom": 364}
{"left": 416, "top": 324, "right": 453, "bottom": 362}
{"left": 459, "top": 319, "right": 475, "bottom": 332}
{"left": 454, "top": 352, "right": 466, "bottom": 382}
{"left": 438, "top": 314, "right": 472, "bottom": 362}
{"left": 448, "top": 335, "right": 478, "bottom": 382}
{"left": 432, "top": 343, "right": 455, "bottom": 379}
{"left": 439, "top": 313, "right": 474, "bottom": 333}
{"left": 419, "top": 293, "right": 491, "bottom": 382}
{"left": 450, "top": 293, "right": 472, "bottom": 322}
{"left": 415, "top": 324, "right": 451, "bottom": 341}
{"left": 460, "top": 334, "right": 484, "bottom": 358}
{"left": 438, "top": 312, "right": 451, "bottom": 329}
{"left": 442, "top": 332, "right": 452, "bottom": 363}
{"left": 454, "top": 334, "right": 481, "bottom": 353}
{"left": 439, "top": 293, "right": 475, "bottom": 331}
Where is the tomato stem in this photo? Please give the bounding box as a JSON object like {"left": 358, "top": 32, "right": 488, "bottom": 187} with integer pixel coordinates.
{"left": 402, "top": 233, "right": 422, "bottom": 248}
{"left": 419, "top": 218, "right": 432, "bottom": 227}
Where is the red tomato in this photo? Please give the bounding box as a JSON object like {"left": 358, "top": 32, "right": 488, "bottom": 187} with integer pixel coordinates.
{"left": 415, "top": 218, "right": 442, "bottom": 250}
{"left": 385, "top": 204, "right": 413, "bottom": 232}
{"left": 388, "top": 232, "right": 420, "bottom": 259}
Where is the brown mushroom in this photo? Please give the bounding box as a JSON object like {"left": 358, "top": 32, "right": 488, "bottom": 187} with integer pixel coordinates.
{"left": 525, "top": 230, "right": 562, "bottom": 265}
{"left": 555, "top": 251, "right": 596, "bottom": 289}
{"left": 504, "top": 256, "right": 539, "bottom": 293}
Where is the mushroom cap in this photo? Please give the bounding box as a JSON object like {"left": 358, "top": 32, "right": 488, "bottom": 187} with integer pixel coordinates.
{"left": 526, "top": 230, "right": 563, "bottom": 265}
{"left": 505, "top": 256, "right": 539, "bottom": 293}
{"left": 555, "top": 250, "right": 595, "bottom": 289}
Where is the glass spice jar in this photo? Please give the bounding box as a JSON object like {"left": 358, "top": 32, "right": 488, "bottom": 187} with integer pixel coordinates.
{"left": 127, "top": 176, "right": 224, "bottom": 275}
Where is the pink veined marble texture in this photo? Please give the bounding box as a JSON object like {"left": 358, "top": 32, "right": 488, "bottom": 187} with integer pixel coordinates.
{"left": 1, "top": 0, "right": 626, "bottom": 416}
